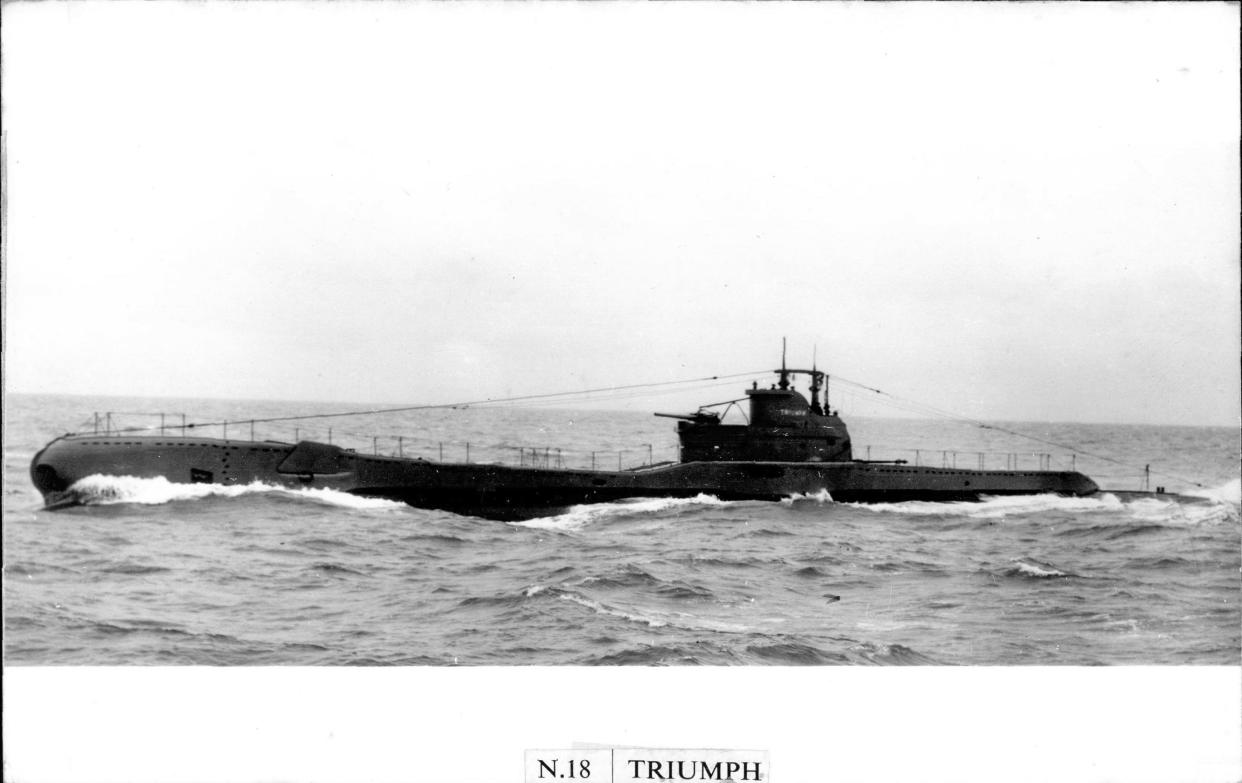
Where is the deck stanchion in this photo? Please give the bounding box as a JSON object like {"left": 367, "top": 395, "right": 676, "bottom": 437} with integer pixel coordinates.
{"left": 915, "top": 449, "right": 920, "bottom": 466}
{"left": 867, "top": 446, "right": 871, "bottom": 460}
{"left": 328, "top": 428, "right": 332, "bottom": 445}
{"left": 439, "top": 442, "right": 443, "bottom": 462}
{"left": 94, "top": 413, "right": 99, "bottom": 435}
{"left": 251, "top": 420, "right": 255, "bottom": 441}
{"left": 295, "top": 427, "right": 300, "bottom": 442}
{"left": 618, "top": 451, "right": 622, "bottom": 471}
{"left": 373, "top": 437, "right": 378, "bottom": 455}
{"left": 557, "top": 448, "right": 562, "bottom": 469}
{"left": 1071, "top": 454, "right": 1076, "bottom": 471}
{"left": 398, "top": 437, "right": 404, "bottom": 458}
{"left": 647, "top": 444, "right": 652, "bottom": 466}
{"left": 160, "top": 414, "right": 166, "bottom": 436}
{"left": 466, "top": 442, "right": 470, "bottom": 463}
{"left": 978, "top": 452, "right": 984, "bottom": 470}
{"left": 181, "top": 414, "right": 186, "bottom": 437}
{"left": 952, "top": 451, "right": 957, "bottom": 468}
{"left": 591, "top": 452, "right": 596, "bottom": 470}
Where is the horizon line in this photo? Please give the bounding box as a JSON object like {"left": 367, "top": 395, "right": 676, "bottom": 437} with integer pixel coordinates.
{"left": 5, "top": 388, "right": 1239, "bottom": 430}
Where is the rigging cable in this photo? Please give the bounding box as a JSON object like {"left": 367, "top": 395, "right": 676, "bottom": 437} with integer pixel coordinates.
{"left": 829, "top": 375, "right": 1206, "bottom": 488}
{"left": 74, "top": 365, "right": 1210, "bottom": 489}
{"left": 78, "top": 371, "right": 770, "bottom": 435}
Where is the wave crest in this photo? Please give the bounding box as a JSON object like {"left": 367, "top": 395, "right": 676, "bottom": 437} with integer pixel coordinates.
{"left": 1006, "top": 557, "right": 1078, "bottom": 579}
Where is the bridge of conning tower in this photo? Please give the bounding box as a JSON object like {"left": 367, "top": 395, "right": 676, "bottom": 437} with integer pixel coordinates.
{"left": 749, "top": 365, "right": 830, "bottom": 421}
{"left": 671, "top": 367, "right": 853, "bottom": 463}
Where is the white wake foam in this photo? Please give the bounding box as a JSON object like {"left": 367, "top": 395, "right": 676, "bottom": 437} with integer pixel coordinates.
{"left": 1184, "top": 477, "right": 1241, "bottom": 506}
{"left": 845, "top": 488, "right": 1238, "bottom": 525}
{"left": 66, "top": 474, "right": 406, "bottom": 511}
{"left": 846, "top": 493, "right": 1125, "bottom": 518}
{"left": 512, "top": 494, "right": 729, "bottom": 531}
{"left": 781, "top": 489, "right": 834, "bottom": 505}
{"left": 1123, "top": 496, "right": 1239, "bottom": 526}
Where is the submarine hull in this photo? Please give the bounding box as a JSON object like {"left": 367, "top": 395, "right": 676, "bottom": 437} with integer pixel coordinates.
{"left": 31, "top": 435, "right": 1100, "bottom": 521}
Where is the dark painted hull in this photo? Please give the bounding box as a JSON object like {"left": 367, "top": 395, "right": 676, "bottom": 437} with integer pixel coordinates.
{"left": 31, "top": 435, "right": 1100, "bottom": 521}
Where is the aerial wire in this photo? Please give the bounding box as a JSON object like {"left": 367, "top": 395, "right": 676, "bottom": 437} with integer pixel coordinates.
{"left": 77, "top": 364, "right": 1208, "bottom": 488}
{"left": 80, "top": 370, "right": 771, "bottom": 434}
{"left": 828, "top": 374, "right": 1206, "bottom": 488}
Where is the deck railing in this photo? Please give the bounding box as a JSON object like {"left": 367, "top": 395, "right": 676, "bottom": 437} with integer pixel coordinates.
{"left": 82, "top": 411, "right": 678, "bottom": 471}
{"left": 856, "top": 445, "right": 1061, "bottom": 473}
{"left": 82, "top": 411, "right": 1126, "bottom": 481}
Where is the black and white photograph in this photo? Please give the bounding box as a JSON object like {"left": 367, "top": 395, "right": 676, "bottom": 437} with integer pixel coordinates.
{"left": 4, "top": 2, "right": 1239, "bottom": 781}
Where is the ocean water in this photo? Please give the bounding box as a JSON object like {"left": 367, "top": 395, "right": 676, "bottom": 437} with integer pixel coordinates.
{"left": 4, "top": 393, "right": 1239, "bottom": 666}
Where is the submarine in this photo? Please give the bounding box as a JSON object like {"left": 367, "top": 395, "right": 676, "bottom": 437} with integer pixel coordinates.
{"left": 29, "top": 360, "right": 1100, "bottom": 520}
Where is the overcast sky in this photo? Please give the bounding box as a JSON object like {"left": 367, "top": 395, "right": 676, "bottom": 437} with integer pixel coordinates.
{"left": 4, "top": 3, "right": 1238, "bottom": 426}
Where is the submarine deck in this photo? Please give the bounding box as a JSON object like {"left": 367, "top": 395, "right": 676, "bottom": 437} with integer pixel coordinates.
{"left": 31, "top": 434, "right": 1101, "bottom": 520}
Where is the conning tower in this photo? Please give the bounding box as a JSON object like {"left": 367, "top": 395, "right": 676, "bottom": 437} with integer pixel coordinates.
{"left": 658, "top": 359, "right": 853, "bottom": 463}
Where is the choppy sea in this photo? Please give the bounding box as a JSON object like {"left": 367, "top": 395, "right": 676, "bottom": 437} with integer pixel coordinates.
{"left": 5, "top": 393, "right": 1239, "bottom": 666}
